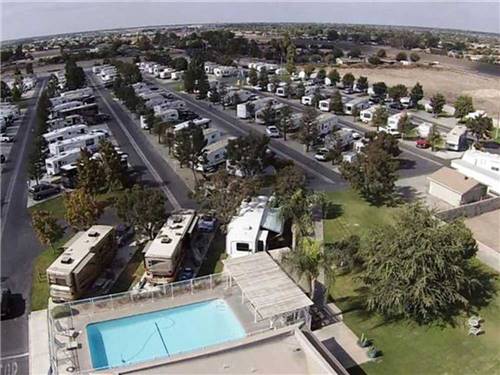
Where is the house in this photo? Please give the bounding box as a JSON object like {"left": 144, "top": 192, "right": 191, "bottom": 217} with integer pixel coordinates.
{"left": 46, "top": 225, "right": 116, "bottom": 302}
{"left": 427, "top": 167, "right": 484, "bottom": 207}
{"left": 225, "top": 196, "right": 284, "bottom": 258}
{"left": 451, "top": 149, "right": 500, "bottom": 194}
{"left": 446, "top": 125, "right": 468, "bottom": 151}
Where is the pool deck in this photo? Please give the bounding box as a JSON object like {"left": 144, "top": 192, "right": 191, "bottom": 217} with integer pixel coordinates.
{"left": 52, "top": 284, "right": 270, "bottom": 373}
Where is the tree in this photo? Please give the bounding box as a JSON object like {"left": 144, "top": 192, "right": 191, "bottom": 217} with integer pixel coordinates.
{"left": 466, "top": 114, "right": 493, "bottom": 146}
{"left": 331, "top": 46, "right": 344, "bottom": 59}
{"left": 248, "top": 67, "right": 258, "bottom": 86}
{"left": 303, "top": 64, "right": 315, "bottom": 77}
{"left": 454, "top": 95, "right": 475, "bottom": 119}
{"left": 342, "top": 72, "right": 355, "bottom": 88}
{"left": 31, "top": 210, "right": 64, "bottom": 253}
{"left": 326, "top": 29, "right": 339, "bottom": 41}
{"left": 376, "top": 49, "right": 387, "bottom": 58}
{"left": 330, "top": 91, "right": 344, "bottom": 114}
{"left": 317, "top": 69, "right": 326, "bottom": 80}
{"left": 258, "top": 68, "right": 269, "bottom": 87}
{"left": 196, "top": 71, "right": 210, "bottom": 99}
{"left": 227, "top": 133, "right": 270, "bottom": 177}
{"left": 208, "top": 87, "right": 220, "bottom": 103}
{"left": 172, "top": 57, "right": 188, "bottom": 71}
{"left": 27, "top": 138, "right": 45, "bottom": 185}
{"left": 258, "top": 101, "right": 276, "bottom": 125}
{"left": 327, "top": 69, "right": 340, "bottom": 86}
{"left": 372, "top": 82, "right": 387, "bottom": 98}
{"left": 25, "top": 62, "right": 34, "bottom": 75}
{"left": 410, "top": 82, "right": 424, "bottom": 106}
{"left": 297, "top": 107, "right": 319, "bottom": 152}
{"left": 388, "top": 84, "right": 408, "bottom": 102}
{"left": 286, "top": 43, "right": 296, "bottom": 74}
{"left": 340, "top": 144, "right": 398, "bottom": 205}
{"left": 361, "top": 203, "right": 481, "bottom": 323}
{"left": 428, "top": 125, "right": 442, "bottom": 151}
{"left": 1, "top": 80, "right": 11, "bottom": 100}
{"left": 395, "top": 51, "right": 408, "bottom": 61}
{"left": 11, "top": 85, "right": 22, "bottom": 102}
{"left": 409, "top": 52, "right": 420, "bottom": 62}
{"left": 348, "top": 48, "right": 362, "bottom": 58}
{"left": 276, "top": 105, "right": 293, "bottom": 141}
{"left": 99, "top": 139, "right": 127, "bottom": 191}
{"left": 283, "top": 238, "right": 335, "bottom": 297}
{"left": 356, "top": 76, "right": 369, "bottom": 92}
{"left": 430, "top": 93, "right": 446, "bottom": 117}
{"left": 371, "top": 132, "right": 401, "bottom": 158}
{"left": 116, "top": 185, "right": 166, "bottom": 240}
{"left": 273, "top": 165, "right": 306, "bottom": 202}
{"left": 368, "top": 56, "right": 382, "bottom": 65}
{"left": 64, "top": 60, "right": 85, "bottom": 90}
{"left": 64, "top": 189, "right": 103, "bottom": 231}
{"left": 173, "top": 125, "right": 206, "bottom": 182}
{"left": 371, "top": 106, "right": 389, "bottom": 130}
{"left": 397, "top": 113, "right": 413, "bottom": 139}
{"left": 77, "top": 149, "right": 105, "bottom": 195}
{"left": 326, "top": 235, "right": 361, "bottom": 272}
{"left": 193, "top": 171, "right": 261, "bottom": 229}
{"left": 295, "top": 81, "right": 305, "bottom": 99}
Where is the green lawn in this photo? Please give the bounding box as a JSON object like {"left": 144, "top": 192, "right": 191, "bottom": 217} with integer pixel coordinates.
{"left": 331, "top": 267, "right": 500, "bottom": 375}
{"left": 323, "top": 189, "right": 396, "bottom": 243}
{"left": 30, "top": 237, "right": 70, "bottom": 311}
{"left": 198, "top": 231, "right": 226, "bottom": 276}
{"left": 109, "top": 249, "right": 145, "bottom": 294}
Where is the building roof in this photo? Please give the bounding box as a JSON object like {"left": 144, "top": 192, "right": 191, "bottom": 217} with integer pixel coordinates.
{"left": 223, "top": 252, "right": 313, "bottom": 320}
{"left": 428, "top": 167, "right": 481, "bottom": 195}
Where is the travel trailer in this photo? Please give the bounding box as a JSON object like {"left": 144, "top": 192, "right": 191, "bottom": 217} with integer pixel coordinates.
{"left": 319, "top": 99, "right": 331, "bottom": 112}
{"left": 159, "top": 68, "right": 174, "bottom": 79}
{"left": 225, "top": 196, "right": 284, "bottom": 258}
{"left": 387, "top": 112, "right": 408, "bottom": 130}
{"left": 344, "top": 97, "right": 369, "bottom": 115}
{"left": 45, "top": 148, "right": 82, "bottom": 176}
{"left": 46, "top": 225, "right": 117, "bottom": 302}
{"left": 174, "top": 118, "right": 211, "bottom": 133}
{"left": 153, "top": 100, "right": 187, "bottom": 114}
{"left": 46, "top": 115, "right": 85, "bottom": 130}
{"left": 417, "top": 122, "right": 433, "bottom": 138}
{"left": 316, "top": 113, "right": 339, "bottom": 135}
{"left": 236, "top": 97, "right": 275, "bottom": 119}
{"left": 275, "top": 85, "right": 288, "bottom": 97}
{"left": 203, "top": 128, "right": 224, "bottom": 146}
{"left": 171, "top": 71, "right": 183, "bottom": 80}
{"left": 301, "top": 95, "right": 314, "bottom": 106}
{"left": 446, "top": 125, "right": 468, "bottom": 151}
{"left": 43, "top": 124, "right": 88, "bottom": 144}
{"left": 325, "top": 129, "right": 353, "bottom": 150}
{"left": 255, "top": 103, "right": 288, "bottom": 125}
{"left": 359, "top": 106, "right": 379, "bottom": 123}
{"left": 51, "top": 102, "right": 99, "bottom": 122}
{"left": 144, "top": 210, "right": 198, "bottom": 283}
{"left": 196, "top": 137, "right": 235, "bottom": 172}
{"left": 48, "top": 131, "right": 108, "bottom": 156}
{"left": 214, "top": 66, "right": 237, "bottom": 78}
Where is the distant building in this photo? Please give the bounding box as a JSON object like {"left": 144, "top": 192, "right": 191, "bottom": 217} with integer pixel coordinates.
{"left": 427, "top": 167, "right": 484, "bottom": 207}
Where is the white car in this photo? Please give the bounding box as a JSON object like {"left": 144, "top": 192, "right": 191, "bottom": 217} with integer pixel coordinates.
{"left": 379, "top": 127, "right": 401, "bottom": 138}
{"left": 314, "top": 148, "right": 330, "bottom": 161}
{"left": 349, "top": 130, "right": 362, "bottom": 140}
{"left": 266, "top": 126, "right": 280, "bottom": 138}
{"left": 0, "top": 134, "right": 13, "bottom": 143}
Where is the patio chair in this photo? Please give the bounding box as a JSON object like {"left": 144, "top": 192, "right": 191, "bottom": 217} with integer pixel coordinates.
{"left": 54, "top": 320, "right": 80, "bottom": 338}
{"left": 468, "top": 326, "right": 484, "bottom": 336}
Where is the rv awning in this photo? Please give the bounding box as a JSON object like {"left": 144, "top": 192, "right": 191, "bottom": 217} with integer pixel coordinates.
{"left": 261, "top": 207, "right": 284, "bottom": 234}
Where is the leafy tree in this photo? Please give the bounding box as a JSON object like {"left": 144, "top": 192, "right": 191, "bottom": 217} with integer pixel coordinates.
{"left": 326, "top": 29, "right": 339, "bottom": 41}
{"left": 371, "top": 132, "right": 402, "bottom": 157}
{"left": 31, "top": 210, "right": 64, "bottom": 252}
{"left": 348, "top": 48, "right": 362, "bottom": 58}
{"left": 258, "top": 101, "right": 276, "bottom": 125}
{"left": 273, "top": 165, "right": 306, "bottom": 202}
{"left": 11, "top": 85, "right": 22, "bottom": 102}
{"left": 295, "top": 81, "right": 305, "bottom": 99}
{"left": 388, "top": 84, "right": 408, "bottom": 102}
{"left": 276, "top": 105, "right": 293, "bottom": 141}
{"left": 397, "top": 113, "right": 413, "bottom": 139}
{"left": 372, "top": 82, "right": 387, "bottom": 98}
{"left": 410, "top": 82, "right": 424, "bottom": 106}
{"left": 27, "top": 137, "right": 45, "bottom": 185}
{"left": 326, "top": 235, "right": 361, "bottom": 271}
{"left": 248, "top": 67, "right": 258, "bottom": 86}
{"left": 466, "top": 114, "right": 493, "bottom": 145}
{"left": 172, "top": 57, "right": 188, "bottom": 71}
{"left": 454, "top": 95, "right": 475, "bottom": 119}
{"left": 173, "top": 125, "right": 206, "bottom": 182}
{"left": 283, "top": 238, "right": 335, "bottom": 297}
{"left": 286, "top": 43, "right": 296, "bottom": 74}
{"left": 1, "top": 80, "right": 11, "bottom": 100}
{"left": 376, "top": 49, "right": 387, "bottom": 58}
{"left": 368, "top": 56, "right": 382, "bottom": 65}
{"left": 227, "top": 133, "right": 270, "bottom": 176}
{"left": 371, "top": 106, "right": 389, "bottom": 130}
{"left": 99, "top": 139, "right": 127, "bottom": 191}
{"left": 317, "top": 69, "right": 326, "bottom": 80}
{"left": 327, "top": 69, "right": 340, "bottom": 86}
{"left": 395, "top": 51, "right": 408, "bottom": 61}
{"left": 116, "top": 185, "right": 166, "bottom": 240}
{"left": 77, "top": 149, "right": 105, "bottom": 195}
{"left": 361, "top": 203, "right": 481, "bottom": 323}
{"left": 356, "top": 76, "right": 369, "bottom": 92}
{"left": 64, "top": 189, "right": 103, "bottom": 231}
{"left": 340, "top": 144, "right": 397, "bottom": 205}
{"left": 330, "top": 91, "right": 344, "bottom": 114}
{"left": 428, "top": 125, "right": 443, "bottom": 151}
{"left": 64, "top": 60, "right": 85, "bottom": 90}
{"left": 297, "top": 107, "right": 319, "bottom": 151}
{"left": 196, "top": 71, "right": 210, "bottom": 99}
{"left": 331, "top": 46, "right": 344, "bottom": 59}
{"left": 258, "top": 68, "right": 269, "bottom": 87}
{"left": 25, "top": 62, "right": 34, "bottom": 75}
{"left": 193, "top": 171, "right": 261, "bottom": 229}
{"left": 409, "top": 52, "right": 420, "bottom": 62}
{"left": 342, "top": 72, "right": 355, "bottom": 88}
{"left": 430, "top": 93, "right": 446, "bottom": 117}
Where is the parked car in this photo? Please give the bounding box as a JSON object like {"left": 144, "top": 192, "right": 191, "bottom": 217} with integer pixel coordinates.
{"left": 416, "top": 138, "right": 431, "bottom": 149}
{"left": 314, "top": 148, "right": 330, "bottom": 161}
{"left": 197, "top": 214, "right": 217, "bottom": 232}
{"left": 178, "top": 267, "right": 194, "bottom": 281}
{"left": 115, "top": 224, "right": 135, "bottom": 247}
{"left": 0, "top": 134, "right": 13, "bottom": 143}
{"left": 28, "top": 183, "right": 61, "bottom": 201}
{"left": 266, "top": 126, "right": 280, "bottom": 138}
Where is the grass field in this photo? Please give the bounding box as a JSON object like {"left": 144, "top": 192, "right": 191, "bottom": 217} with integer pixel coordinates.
{"left": 323, "top": 189, "right": 396, "bottom": 243}
{"left": 323, "top": 189, "right": 500, "bottom": 374}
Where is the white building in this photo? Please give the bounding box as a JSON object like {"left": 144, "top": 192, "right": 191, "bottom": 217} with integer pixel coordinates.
{"left": 427, "top": 167, "right": 484, "bottom": 207}
{"left": 225, "top": 196, "right": 284, "bottom": 258}
{"left": 451, "top": 149, "right": 500, "bottom": 194}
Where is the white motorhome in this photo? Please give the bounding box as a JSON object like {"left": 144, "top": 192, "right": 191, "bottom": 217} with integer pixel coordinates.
{"left": 417, "top": 122, "right": 433, "bottom": 138}
{"left": 43, "top": 124, "right": 88, "bottom": 144}
{"left": 203, "top": 128, "right": 224, "bottom": 146}
{"left": 46, "top": 115, "right": 85, "bottom": 130}
{"left": 214, "top": 66, "right": 237, "bottom": 78}
{"left": 451, "top": 149, "right": 500, "bottom": 194}
{"left": 344, "top": 97, "right": 370, "bottom": 115}
{"left": 325, "top": 128, "right": 353, "bottom": 150}
{"left": 387, "top": 112, "right": 408, "bottom": 130}
{"left": 48, "top": 131, "right": 108, "bottom": 156}
{"left": 171, "top": 71, "right": 183, "bottom": 80}
{"left": 319, "top": 99, "right": 331, "bottom": 112}
{"left": 316, "top": 113, "right": 338, "bottom": 135}
{"left": 236, "top": 97, "right": 275, "bottom": 119}
{"left": 159, "top": 68, "right": 174, "bottom": 79}
{"left": 255, "top": 103, "right": 288, "bottom": 125}
{"left": 275, "top": 85, "right": 288, "bottom": 97}
{"left": 92, "top": 64, "right": 112, "bottom": 74}
{"left": 446, "top": 125, "right": 468, "bottom": 151}
{"left": 158, "top": 109, "right": 180, "bottom": 123}
{"left": 174, "top": 118, "right": 211, "bottom": 133}
{"left": 301, "top": 95, "right": 314, "bottom": 106}
{"left": 196, "top": 137, "right": 235, "bottom": 172}
{"left": 204, "top": 62, "right": 217, "bottom": 74}
{"left": 45, "top": 148, "right": 82, "bottom": 175}
{"left": 153, "top": 100, "right": 187, "bottom": 114}
{"left": 359, "top": 106, "right": 379, "bottom": 123}
{"left": 225, "top": 196, "right": 283, "bottom": 258}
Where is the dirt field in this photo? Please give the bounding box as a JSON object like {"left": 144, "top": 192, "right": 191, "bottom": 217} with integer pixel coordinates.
{"left": 336, "top": 65, "right": 500, "bottom": 115}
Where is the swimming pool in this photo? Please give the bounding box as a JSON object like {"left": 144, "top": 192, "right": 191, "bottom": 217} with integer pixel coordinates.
{"left": 86, "top": 299, "right": 246, "bottom": 369}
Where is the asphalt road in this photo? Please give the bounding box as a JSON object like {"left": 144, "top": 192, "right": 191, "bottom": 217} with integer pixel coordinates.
{"left": 0, "top": 78, "right": 47, "bottom": 375}
{"left": 87, "top": 73, "right": 196, "bottom": 210}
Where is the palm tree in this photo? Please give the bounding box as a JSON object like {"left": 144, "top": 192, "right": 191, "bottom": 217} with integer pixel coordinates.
{"left": 282, "top": 238, "right": 335, "bottom": 298}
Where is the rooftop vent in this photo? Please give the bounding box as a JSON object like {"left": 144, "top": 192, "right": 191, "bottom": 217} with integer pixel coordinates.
{"left": 61, "top": 256, "right": 73, "bottom": 264}
{"left": 160, "top": 236, "right": 172, "bottom": 244}
{"left": 171, "top": 215, "right": 183, "bottom": 223}
{"left": 88, "top": 231, "right": 100, "bottom": 238}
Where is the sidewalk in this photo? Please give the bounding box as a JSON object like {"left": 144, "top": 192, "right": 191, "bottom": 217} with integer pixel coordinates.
{"left": 29, "top": 310, "right": 50, "bottom": 375}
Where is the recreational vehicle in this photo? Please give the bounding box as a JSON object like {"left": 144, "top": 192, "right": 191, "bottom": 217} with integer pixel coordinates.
{"left": 301, "top": 95, "right": 314, "bottom": 106}
{"left": 255, "top": 103, "right": 288, "bottom": 125}
{"left": 236, "top": 97, "right": 275, "bottom": 119}
{"left": 214, "top": 66, "right": 237, "bottom": 78}
{"left": 203, "top": 128, "right": 224, "bottom": 146}
{"left": 174, "top": 118, "right": 211, "bottom": 132}
{"left": 387, "top": 112, "right": 408, "bottom": 130}
{"left": 446, "top": 125, "right": 468, "bottom": 151}
{"left": 275, "top": 85, "right": 287, "bottom": 97}
{"left": 43, "top": 124, "right": 89, "bottom": 144}
{"left": 46, "top": 115, "right": 86, "bottom": 130}
{"left": 46, "top": 225, "right": 117, "bottom": 302}
{"left": 196, "top": 137, "right": 234, "bottom": 172}
{"left": 319, "top": 99, "right": 331, "bottom": 112}
{"left": 48, "top": 131, "right": 108, "bottom": 156}
{"left": 344, "top": 97, "right": 370, "bottom": 115}
{"left": 359, "top": 106, "right": 378, "bottom": 123}
{"left": 316, "top": 113, "right": 339, "bottom": 136}
{"left": 144, "top": 210, "right": 198, "bottom": 283}
{"left": 45, "top": 148, "right": 82, "bottom": 176}
{"left": 417, "top": 122, "right": 433, "bottom": 138}
{"left": 325, "top": 129, "right": 353, "bottom": 150}
{"left": 225, "top": 196, "right": 284, "bottom": 258}
{"left": 153, "top": 100, "right": 187, "bottom": 114}
{"left": 171, "top": 71, "right": 183, "bottom": 80}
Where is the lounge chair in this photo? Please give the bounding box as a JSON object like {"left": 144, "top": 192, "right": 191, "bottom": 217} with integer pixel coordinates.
{"left": 54, "top": 320, "right": 80, "bottom": 338}
{"left": 468, "top": 326, "right": 483, "bottom": 336}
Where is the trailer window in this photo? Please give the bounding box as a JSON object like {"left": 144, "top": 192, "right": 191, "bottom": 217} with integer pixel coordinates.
{"left": 236, "top": 242, "right": 250, "bottom": 252}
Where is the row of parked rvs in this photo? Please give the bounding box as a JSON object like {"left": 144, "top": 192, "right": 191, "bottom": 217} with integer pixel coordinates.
{"left": 138, "top": 62, "right": 184, "bottom": 80}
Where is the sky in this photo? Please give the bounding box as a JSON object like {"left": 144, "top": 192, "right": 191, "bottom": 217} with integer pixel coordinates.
{"left": 1, "top": 1, "right": 499, "bottom": 41}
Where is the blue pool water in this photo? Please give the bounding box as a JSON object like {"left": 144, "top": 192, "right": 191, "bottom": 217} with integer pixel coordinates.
{"left": 86, "top": 299, "right": 246, "bottom": 369}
